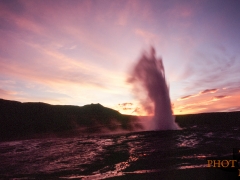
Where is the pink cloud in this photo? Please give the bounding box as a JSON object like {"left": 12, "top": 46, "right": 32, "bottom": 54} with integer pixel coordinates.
{"left": 174, "top": 91, "right": 238, "bottom": 115}
{"left": 0, "top": 88, "right": 16, "bottom": 96}
{"left": 0, "top": 88, "right": 17, "bottom": 100}
{"left": 134, "top": 28, "right": 159, "bottom": 43}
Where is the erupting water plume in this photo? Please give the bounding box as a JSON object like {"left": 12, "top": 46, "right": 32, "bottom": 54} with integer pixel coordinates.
{"left": 128, "top": 47, "right": 180, "bottom": 130}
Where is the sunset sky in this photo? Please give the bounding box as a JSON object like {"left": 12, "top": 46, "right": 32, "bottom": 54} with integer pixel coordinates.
{"left": 0, "top": 0, "right": 240, "bottom": 115}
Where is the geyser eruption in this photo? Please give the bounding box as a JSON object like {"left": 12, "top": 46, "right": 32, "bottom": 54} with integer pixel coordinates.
{"left": 129, "top": 47, "right": 180, "bottom": 130}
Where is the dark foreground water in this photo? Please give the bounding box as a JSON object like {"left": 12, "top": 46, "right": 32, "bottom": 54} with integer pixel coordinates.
{"left": 1, "top": 126, "right": 240, "bottom": 179}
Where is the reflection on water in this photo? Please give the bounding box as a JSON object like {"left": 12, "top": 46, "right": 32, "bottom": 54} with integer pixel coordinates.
{"left": 1, "top": 129, "right": 240, "bottom": 179}
{"left": 177, "top": 133, "right": 200, "bottom": 148}
{"left": 177, "top": 164, "right": 207, "bottom": 169}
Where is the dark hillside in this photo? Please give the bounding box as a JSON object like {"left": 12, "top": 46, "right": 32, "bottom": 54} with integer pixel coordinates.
{"left": 0, "top": 99, "right": 142, "bottom": 140}
{"left": 175, "top": 111, "right": 240, "bottom": 130}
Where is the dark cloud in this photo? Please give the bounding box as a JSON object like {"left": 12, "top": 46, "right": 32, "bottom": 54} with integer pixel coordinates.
{"left": 180, "top": 95, "right": 193, "bottom": 100}
{"left": 211, "top": 95, "right": 229, "bottom": 101}
{"left": 118, "top": 103, "right": 134, "bottom": 112}
{"left": 200, "top": 88, "right": 218, "bottom": 94}
{"left": 178, "top": 88, "right": 221, "bottom": 101}
{"left": 123, "top": 107, "right": 133, "bottom": 110}
{"left": 213, "top": 95, "right": 227, "bottom": 99}
{"left": 118, "top": 102, "right": 133, "bottom": 107}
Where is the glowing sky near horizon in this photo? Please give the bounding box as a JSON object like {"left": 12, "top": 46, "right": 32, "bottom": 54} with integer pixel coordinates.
{"left": 0, "top": 0, "right": 240, "bottom": 115}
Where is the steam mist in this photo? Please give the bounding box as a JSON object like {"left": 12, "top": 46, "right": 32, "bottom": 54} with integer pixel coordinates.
{"left": 128, "top": 47, "right": 180, "bottom": 130}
